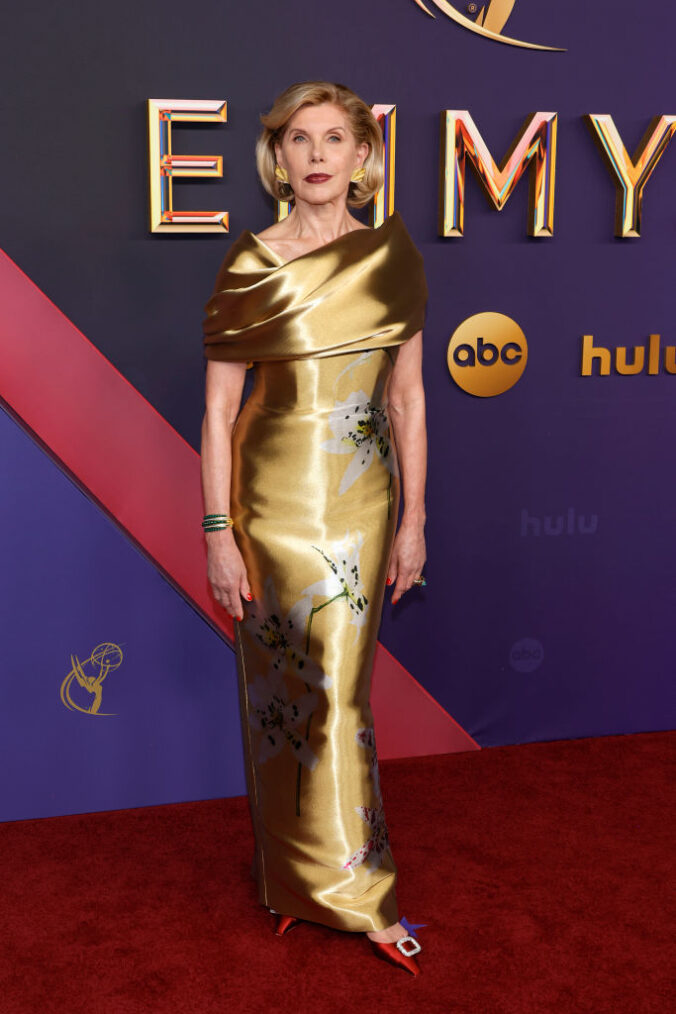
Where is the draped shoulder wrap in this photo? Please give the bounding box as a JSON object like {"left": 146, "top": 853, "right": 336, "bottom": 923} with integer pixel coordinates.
{"left": 202, "top": 210, "right": 428, "bottom": 362}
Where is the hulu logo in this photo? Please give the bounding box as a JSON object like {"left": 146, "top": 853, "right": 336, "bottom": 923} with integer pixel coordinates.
{"left": 520, "top": 508, "right": 598, "bottom": 537}
{"left": 581, "top": 334, "right": 676, "bottom": 376}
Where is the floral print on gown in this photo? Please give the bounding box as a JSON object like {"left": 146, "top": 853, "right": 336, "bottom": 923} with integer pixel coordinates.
{"left": 232, "top": 346, "right": 402, "bottom": 933}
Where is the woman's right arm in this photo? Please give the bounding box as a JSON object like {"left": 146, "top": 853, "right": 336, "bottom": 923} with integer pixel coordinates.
{"left": 201, "top": 359, "right": 252, "bottom": 621}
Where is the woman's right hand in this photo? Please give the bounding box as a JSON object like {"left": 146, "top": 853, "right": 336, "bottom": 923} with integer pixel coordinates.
{"left": 206, "top": 530, "right": 252, "bottom": 620}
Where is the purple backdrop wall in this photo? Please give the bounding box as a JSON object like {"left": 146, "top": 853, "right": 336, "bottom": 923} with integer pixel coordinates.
{"left": 0, "top": 407, "right": 245, "bottom": 821}
{"left": 1, "top": 1, "right": 674, "bottom": 820}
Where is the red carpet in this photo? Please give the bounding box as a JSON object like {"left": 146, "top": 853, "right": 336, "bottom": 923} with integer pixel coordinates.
{"left": 0, "top": 732, "right": 672, "bottom": 1013}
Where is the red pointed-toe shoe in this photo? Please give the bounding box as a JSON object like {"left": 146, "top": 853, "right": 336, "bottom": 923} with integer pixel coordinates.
{"left": 368, "top": 935, "right": 422, "bottom": 976}
{"left": 274, "top": 914, "right": 302, "bottom": 936}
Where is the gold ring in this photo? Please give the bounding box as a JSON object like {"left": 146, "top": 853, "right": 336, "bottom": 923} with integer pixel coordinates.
{"left": 413, "top": 576, "right": 427, "bottom": 586}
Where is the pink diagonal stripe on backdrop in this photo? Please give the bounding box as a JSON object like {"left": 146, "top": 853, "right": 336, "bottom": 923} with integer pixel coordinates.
{"left": 0, "top": 247, "right": 477, "bottom": 759}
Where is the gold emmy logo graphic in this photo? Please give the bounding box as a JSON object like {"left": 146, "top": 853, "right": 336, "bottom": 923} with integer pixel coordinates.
{"left": 448, "top": 312, "right": 528, "bottom": 396}
{"left": 412, "top": 0, "right": 565, "bottom": 51}
{"left": 60, "top": 642, "right": 124, "bottom": 716}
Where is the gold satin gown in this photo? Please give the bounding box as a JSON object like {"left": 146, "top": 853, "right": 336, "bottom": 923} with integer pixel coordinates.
{"left": 202, "top": 212, "right": 427, "bottom": 932}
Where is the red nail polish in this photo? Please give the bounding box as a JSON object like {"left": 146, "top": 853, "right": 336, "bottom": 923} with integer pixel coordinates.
{"left": 386, "top": 578, "right": 392, "bottom": 585}
{"left": 246, "top": 593, "right": 253, "bottom": 601}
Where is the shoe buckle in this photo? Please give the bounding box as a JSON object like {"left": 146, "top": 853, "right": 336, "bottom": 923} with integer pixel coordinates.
{"left": 396, "top": 935, "right": 421, "bottom": 957}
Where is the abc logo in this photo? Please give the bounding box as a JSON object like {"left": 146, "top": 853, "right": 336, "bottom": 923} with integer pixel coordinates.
{"left": 447, "top": 312, "right": 528, "bottom": 397}
{"left": 509, "top": 638, "right": 544, "bottom": 674}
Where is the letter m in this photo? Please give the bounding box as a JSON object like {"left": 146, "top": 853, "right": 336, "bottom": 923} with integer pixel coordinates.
{"left": 439, "top": 110, "right": 557, "bottom": 238}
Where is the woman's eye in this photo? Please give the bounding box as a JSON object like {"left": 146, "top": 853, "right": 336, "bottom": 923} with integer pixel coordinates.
{"left": 328, "top": 135, "right": 341, "bottom": 142}
{"left": 292, "top": 134, "right": 306, "bottom": 142}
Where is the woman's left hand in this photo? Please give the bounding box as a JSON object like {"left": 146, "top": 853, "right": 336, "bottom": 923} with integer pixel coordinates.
{"left": 386, "top": 520, "right": 426, "bottom": 605}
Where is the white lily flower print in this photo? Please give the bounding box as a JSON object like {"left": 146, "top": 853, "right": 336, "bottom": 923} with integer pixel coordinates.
{"left": 320, "top": 390, "right": 396, "bottom": 496}
{"left": 296, "top": 530, "right": 369, "bottom": 634}
{"left": 343, "top": 728, "right": 389, "bottom": 870}
{"left": 356, "top": 727, "right": 382, "bottom": 803}
{"left": 248, "top": 665, "right": 319, "bottom": 770}
{"left": 243, "top": 575, "right": 332, "bottom": 689}
{"left": 343, "top": 804, "right": 390, "bottom": 872}
{"left": 333, "top": 349, "right": 375, "bottom": 386}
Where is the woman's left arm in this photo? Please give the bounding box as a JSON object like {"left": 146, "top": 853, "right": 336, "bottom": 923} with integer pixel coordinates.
{"left": 386, "top": 330, "right": 427, "bottom": 605}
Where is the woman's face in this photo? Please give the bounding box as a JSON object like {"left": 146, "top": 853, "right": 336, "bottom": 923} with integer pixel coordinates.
{"left": 275, "top": 102, "right": 369, "bottom": 207}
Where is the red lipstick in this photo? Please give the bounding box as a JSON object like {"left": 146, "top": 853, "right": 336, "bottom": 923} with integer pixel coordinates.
{"left": 304, "top": 173, "right": 331, "bottom": 183}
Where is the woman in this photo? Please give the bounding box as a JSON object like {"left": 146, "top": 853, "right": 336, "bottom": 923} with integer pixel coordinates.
{"left": 200, "top": 81, "right": 428, "bottom": 975}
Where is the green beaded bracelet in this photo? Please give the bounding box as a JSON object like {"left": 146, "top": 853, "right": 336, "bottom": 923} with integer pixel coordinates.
{"left": 202, "top": 513, "right": 234, "bottom": 531}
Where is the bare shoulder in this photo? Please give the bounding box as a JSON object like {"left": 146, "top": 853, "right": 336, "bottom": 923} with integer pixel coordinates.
{"left": 255, "top": 221, "right": 287, "bottom": 242}
{"left": 254, "top": 221, "right": 300, "bottom": 260}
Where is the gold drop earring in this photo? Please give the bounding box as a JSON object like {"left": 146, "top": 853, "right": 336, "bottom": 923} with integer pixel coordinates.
{"left": 350, "top": 166, "right": 366, "bottom": 182}
{"left": 274, "top": 164, "right": 290, "bottom": 183}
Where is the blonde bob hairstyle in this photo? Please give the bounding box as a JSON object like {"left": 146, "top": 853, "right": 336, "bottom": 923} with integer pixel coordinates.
{"left": 255, "top": 81, "right": 384, "bottom": 209}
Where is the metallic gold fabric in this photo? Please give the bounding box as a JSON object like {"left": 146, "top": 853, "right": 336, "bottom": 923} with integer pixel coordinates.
{"left": 202, "top": 214, "right": 427, "bottom": 932}
{"left": 202, "top": 211, "right": 427, "bottom": 362}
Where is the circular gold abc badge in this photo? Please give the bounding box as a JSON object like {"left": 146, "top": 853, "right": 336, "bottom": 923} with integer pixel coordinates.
{"left": 447, "top": 312, "right": 528, "bottom": 397}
